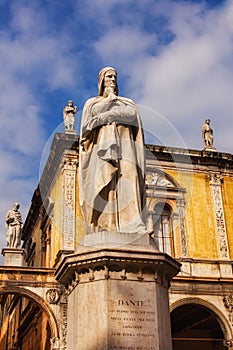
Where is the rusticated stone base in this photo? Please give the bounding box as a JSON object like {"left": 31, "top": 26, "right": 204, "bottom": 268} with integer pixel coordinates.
{"left": 55, "top": 233, "right": 180, "bottom": 350}
{"left": 2, "top": 248, "right": 25, "bottom": 266}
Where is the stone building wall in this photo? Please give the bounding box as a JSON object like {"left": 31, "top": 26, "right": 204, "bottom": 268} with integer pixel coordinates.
{"left": 1, "top": 133, "right": 233, "bottom": 349}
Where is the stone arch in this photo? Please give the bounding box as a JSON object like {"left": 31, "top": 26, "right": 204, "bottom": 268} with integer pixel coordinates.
{"left": 0, "top": 285, "right": 60, "bottom": 340}
{"left": 170, "top": 297, "right": 232, "bottom": 343}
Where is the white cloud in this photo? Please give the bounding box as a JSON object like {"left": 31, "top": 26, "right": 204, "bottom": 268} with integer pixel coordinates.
{"left": 0, "top": 0, "right": 233, "bottom": 260}
{"left": 0, "top": 0, "right": 79, "bottom": 257}
{"left": 94, "top": 0, "right": 233, "bottom": 152}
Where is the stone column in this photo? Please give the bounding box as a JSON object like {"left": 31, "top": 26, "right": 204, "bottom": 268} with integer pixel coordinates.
{"left": 55, "top": 234, "right": 180, "bottom": 350}
{"left": 61, "top": 150, "right": 78, "bottom": 251}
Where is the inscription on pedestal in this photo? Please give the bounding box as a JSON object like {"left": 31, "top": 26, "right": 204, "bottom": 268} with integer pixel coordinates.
{"left": 108, "top": 285, "right": 156, "bottom": 350}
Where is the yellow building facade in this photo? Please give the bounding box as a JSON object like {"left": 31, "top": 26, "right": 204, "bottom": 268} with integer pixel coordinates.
{"left": 1, "top": 131, "right": 233, "bottom": 349}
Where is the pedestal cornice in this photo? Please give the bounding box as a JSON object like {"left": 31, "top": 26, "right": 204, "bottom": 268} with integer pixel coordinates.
{"left": 55, "top": 241, "right": 181, "bottom": 293}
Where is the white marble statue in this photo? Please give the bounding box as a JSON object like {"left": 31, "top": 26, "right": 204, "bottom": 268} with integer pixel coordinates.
{"left": 79, "top": 67, "right": 147, "bottom": 234}
{"left": 202, "top": 118, "right": 214, "bottom": 149}
{"left": 63, "top": 100, "right": 77, "bottom": 131}
{"left": 5, "top": 203, "right": 23, "bottom": 248}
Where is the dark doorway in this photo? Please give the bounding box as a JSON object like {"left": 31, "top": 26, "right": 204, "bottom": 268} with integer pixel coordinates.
{"left": 171, "top": 303, "right": 227, "bottom": 350}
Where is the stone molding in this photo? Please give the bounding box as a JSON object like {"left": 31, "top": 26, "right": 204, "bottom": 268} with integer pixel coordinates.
{"left": 55, "top": 246, "right": 181, "bottom": 294}
{"left": 175, "top": 257, "right": 233, "bottom": 280}
{"left": 209, "top": 172, "right": 229, "bottom": 259}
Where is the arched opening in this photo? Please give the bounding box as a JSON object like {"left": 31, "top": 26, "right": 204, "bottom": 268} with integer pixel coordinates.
{"left": 0, "top": 288, "right": 58, "bottom": 350}
{"left": 171, "top": 303, "right": 228, "bottom": 350}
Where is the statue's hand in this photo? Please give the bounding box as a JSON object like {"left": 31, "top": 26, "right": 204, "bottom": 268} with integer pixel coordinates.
{"left": 104, "top": 87, "right": 117, "bottom": 101}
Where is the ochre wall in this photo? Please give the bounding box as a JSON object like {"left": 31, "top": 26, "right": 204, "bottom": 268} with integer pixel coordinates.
{"left": 164, "top": 168, "right": 219, "bottom": 259}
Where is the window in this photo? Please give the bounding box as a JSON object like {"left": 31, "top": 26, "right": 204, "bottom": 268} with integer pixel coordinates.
{"left": 153, "top": 203, "right": 174, "bottom": 255}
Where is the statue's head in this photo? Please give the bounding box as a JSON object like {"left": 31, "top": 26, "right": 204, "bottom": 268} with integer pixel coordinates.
{"left": 98, "top": 66, "right": 118, "bottom": 96}
{"left": 68, "top": 100, "right": 73, "bottom": 106}
{"left": 205, "top": 118, "right": 210, "bottom": 124}
{"left": 13, "top": 203, "right": 20, "bottom": 210}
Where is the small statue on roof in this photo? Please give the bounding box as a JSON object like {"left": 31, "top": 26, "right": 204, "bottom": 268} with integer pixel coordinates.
{"left": 63, "top": 100, "right": 77, "bottom": 132}
{"left": 202, "top": 118, "right": 216, "bottom": 151}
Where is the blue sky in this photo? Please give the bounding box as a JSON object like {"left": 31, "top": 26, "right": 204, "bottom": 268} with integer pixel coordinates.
{"left": 0, "top": 0, "right": 232, "bottom": 254}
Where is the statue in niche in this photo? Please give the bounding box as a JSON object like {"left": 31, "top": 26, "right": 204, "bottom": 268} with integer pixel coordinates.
{"left": 63, "top": 100, "right": 77, "bottom": 131}
{"left": 79, "top": 67, "right": 147, "bottom": 234}
{"left": 5, "top": 203, "right": 23, "bottom": 248}
{"left": 202, "top": 118, "right": 215, "bottom": 150}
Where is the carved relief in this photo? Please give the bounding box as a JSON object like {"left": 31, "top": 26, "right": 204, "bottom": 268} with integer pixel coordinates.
{"left": 176, "top": 198, "right": 188, "bottom": 257}
{"left": 60, "top": 291, "right": 68, "bottom": 350}
{"left": 223, "top": 340, "right": 233, "bottom": 350}
{"left": 223, "top": 294, "right": 233, "bottom": 325}
{"left": 46, "top": 289, "right": 60, "bottom": 304}
{"left": 209, "top": 173, "right": 229, "bottom": 259}
{"left": 146, "top": 171, "right": 175, "bottom": 188}
{"left": 62, "top": 152, "right": 78, "bottom": 250}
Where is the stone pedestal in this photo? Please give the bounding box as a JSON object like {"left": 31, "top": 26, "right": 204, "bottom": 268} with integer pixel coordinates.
{"left": 204, "top": 146, "right": 216, "bottom": 152}
{"left": 2, "top": 248, "right": 25, "bottom": 266}
{"left": 65, "top": 130, "right": 77, "bottom": 135}
{"left": 55, "top": 233, "right": 180, "bottom": 350}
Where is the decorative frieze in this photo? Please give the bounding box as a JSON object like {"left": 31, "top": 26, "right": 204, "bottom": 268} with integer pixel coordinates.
{"left": 62, "top": 151, "right": 78, "bottom": 251}
{"left": 176, "top": 198, "right": 188, "bottom": 257}
{"left": 209, "top": 173, "right": 229, "bottom": 259}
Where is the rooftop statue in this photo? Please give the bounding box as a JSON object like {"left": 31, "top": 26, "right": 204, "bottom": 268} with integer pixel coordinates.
{"left": 5, "top": 203, "right": 23, "bottom": 248}
{"left": 63, "top": 100, "right": 77, "bottom": 131}
{"left": 202, "top": 118, "right": 215, "bottom": 150}
{"left": 79, "top": 67, "right": 147, "bottom": 234}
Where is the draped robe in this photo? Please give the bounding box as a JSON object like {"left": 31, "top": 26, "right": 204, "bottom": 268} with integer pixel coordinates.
{"left": 79, "top": 93, "right": 147, "bottom": 234}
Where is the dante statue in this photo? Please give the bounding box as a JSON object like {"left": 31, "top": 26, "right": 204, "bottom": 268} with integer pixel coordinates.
{"left": 63, "top": 100, "right": 77, "bottom": 131}
{"left": 79, "top": 67, "right": 147, "bottom": 234}
{"left": 5, "top": 203, "right": 23, "bottom": 248}
{"left": 202, "top": 118, "right": 214, "bottom": 149}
